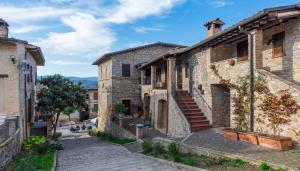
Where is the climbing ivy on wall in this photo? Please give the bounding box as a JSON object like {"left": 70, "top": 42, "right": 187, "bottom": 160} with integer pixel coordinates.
{"left": 210, "top": 65, "right": 300, "bottom": 136}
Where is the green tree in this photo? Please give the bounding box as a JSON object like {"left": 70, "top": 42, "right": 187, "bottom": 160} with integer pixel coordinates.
{"left": 37, "top": 75, "right": 86, "bottom": 139}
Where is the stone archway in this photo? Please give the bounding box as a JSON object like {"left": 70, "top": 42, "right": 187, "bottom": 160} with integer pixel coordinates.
{"left": 157, "top": 99, "right": 168, "bottom": 133}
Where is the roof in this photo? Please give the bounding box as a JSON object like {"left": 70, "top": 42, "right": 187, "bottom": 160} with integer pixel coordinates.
{"left": 179, "top": 3, "right": 300, "bottom": 54}
{"left": 139, "top": 47, "right": 187, "bottom": 69}
{"left": 92, "top": 42, "right": 185, "bottom": 65}
{"left": 139, "top": 3, "right": 300, "bottom": 69}
{"left": 0, "top": 18, "right": 9, "bottom": 26}
{"left": 0, "top": 37, "right": 45, "bottom": 66}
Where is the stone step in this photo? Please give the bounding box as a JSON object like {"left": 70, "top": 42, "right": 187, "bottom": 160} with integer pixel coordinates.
{"left": 185, "top": 115, "right": 206, "bottom": 120}
{"left": 178, "top": 105, "right": 199, "bottom": 109}
{"left": 189, "top": 120, "right": 210, "bottom": 124}
{"left": 191, "top": 124, "right": 212, "bottom": 132}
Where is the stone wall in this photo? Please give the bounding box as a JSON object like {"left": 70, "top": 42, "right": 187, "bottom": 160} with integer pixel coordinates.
{"left": 262, "top": 18, "right": 300, "bottom": 84}
{"left": 185, "top": 20, "right": 300, "bottom": 140}
{"left": 98, "top": 59, "right": 112, "bottom": 116}
{"left": 167, "top": 95, "right": 191, "bottom": 137}
{"left": 0, "top": 129, "right": 20, "bottom": 170}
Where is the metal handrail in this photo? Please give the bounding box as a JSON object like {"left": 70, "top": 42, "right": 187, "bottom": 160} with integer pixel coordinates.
{"left": 193, "top": 88, "right": 212, "bottom": 111}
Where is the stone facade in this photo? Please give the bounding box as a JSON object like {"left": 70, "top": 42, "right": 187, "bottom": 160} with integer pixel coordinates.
{"left": 0, "top": 19, "right": 44, "bottom": 141}
{"left": 140, "top": 5, "right": 300, "bottom": 140}
{"left": 94, "top": 43, "right": 182, "bottom": 121}
{"left": 85, "top": 88, "right": 98, "bottom": 118}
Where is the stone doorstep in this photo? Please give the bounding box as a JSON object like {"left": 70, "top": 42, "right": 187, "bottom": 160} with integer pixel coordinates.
{"left": 152, "top": 137, "right": 295, "bottom": 171}
{"left": 134, "top": 153, "right": 207, "bottom": 171}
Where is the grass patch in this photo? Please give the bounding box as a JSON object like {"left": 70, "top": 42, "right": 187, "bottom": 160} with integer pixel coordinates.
{"left": 141, "top": 142, "right": 258, "bottom": 170}
{"left": 97, "top": 132, "right": 136, "bottom": 144}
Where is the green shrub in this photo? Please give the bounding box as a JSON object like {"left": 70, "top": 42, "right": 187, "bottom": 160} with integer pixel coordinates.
{"left": 183, "top": 158, "right": 197, "bottom": 166}
{"left": 88, "top": 130, "right": 98, "bottom": 136}
{"left": 153, "top": 143, "right": 165, "bottom": 154}
{"left": 168, "top": 143, "right": 179, "bottom": 156}
{"left": 22, "top": 136, "right": 46, "bottom": 151}
{"left": 35, "top": 144, "right": 49, "bottom": 154}
{"left": 227, "top": 158, "right": 246, "bottom": 168}
{"left": 142, "top": 141, "right": 153, "bottom": 154}
{"left": 173, "top": 154, "right": 183, "bottom": 163}
{"left": 259, "top": 162, "right": 271, "bottom": 170}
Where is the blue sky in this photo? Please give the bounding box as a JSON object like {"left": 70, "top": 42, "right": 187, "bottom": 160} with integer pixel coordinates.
{"left": 0, "top": 0, "right": 299, "bottom": 77}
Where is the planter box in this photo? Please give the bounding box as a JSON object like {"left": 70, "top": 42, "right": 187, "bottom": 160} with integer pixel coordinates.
{"left": 223, "top": 129, "right": 239, "bottom": 140}
{"left": 238, "top": 132, "right": 258, "bottom": 145}
{"left": 257, "top": 135, "right": 293, "bottom": 151}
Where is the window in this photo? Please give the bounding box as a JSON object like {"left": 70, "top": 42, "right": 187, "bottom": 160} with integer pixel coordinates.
{"left": 93, "top": 92, "right": 98, "bottom": 100}
{"left": 122, "top": 64, "right": 130, "bottom": 77}
{"left": 93, "top": 104, "right": 98, "bottom": 112}
{"left": 86, "top": 94, "right": 89, "bottom": 100}
{"left": 237, "top": 40, "right": 248, "bottom": 62}
{"left": 272, "top": 32, "right": 285, "bottom": 58}
{"left": 122, "top": 99, "right": 131, "bottom": 115}
{"left": 144, "top": 68, "right": 151, "bottom": 85}
{"left": 156, "top": 67, "right": 162, "bottom": 82}
{"left": 185, "top": 63, "right": 189, "bottom": 78}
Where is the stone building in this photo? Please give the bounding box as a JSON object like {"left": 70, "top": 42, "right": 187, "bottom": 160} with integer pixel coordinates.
{"left": 85, "top": 88, "right": 98, "bottom": 118}
{"left": 0, "top": 18, "right": 45, "bottom": 140}
{"left": 92, "top": 42, "right": 184, "bottom": 120}
{"left": 139, "top": 4, "right": 300, "bottom": 139}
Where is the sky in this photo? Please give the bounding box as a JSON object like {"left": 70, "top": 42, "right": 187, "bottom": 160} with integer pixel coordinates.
{"left": 0, "top": 0, "right": 299, "bottom": 77}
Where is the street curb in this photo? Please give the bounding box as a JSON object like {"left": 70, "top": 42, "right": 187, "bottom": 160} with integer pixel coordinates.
{"left": 153, "top": 137, "right": 295, "bottom": 170}
{"left": 135, "top": 153, "right": 207, "bottom": 171}
{"left": 51, "top": 150, "right": 58, "bottom": 171}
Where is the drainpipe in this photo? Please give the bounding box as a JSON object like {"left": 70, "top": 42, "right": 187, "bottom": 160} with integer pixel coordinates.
{"left": 239, "top": 26, "right": 254, "bottom": 132}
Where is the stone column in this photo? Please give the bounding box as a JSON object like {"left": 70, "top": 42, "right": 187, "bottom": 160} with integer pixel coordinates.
{"left": 136, "top": 124, "right": 144, "bottom": 139}
{"left": 141, "top": 69, "right": 145, "bottom": 85}
{"left": 167, "top": 57, "right": 176, "bottom": 96}
{"left": 252, "top": 29, "right": 263, "bottom": 69}
{"left": 151, "top": 65, "right": 156, "bottom": 89}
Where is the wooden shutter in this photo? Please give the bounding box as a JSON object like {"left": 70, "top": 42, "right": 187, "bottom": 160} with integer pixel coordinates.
{"left": 237, "top": 40, "right": 248, "bottom": 62}
{"left": 272, "top": 32, "right": 285, "bottom": 58}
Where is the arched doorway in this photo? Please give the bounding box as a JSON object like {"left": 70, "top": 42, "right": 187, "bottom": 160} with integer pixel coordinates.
{"left": 157, "top": 99, "right": 168, "bottom": 133}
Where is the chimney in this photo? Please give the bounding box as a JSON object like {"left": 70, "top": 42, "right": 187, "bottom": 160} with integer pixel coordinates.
{"left": 204, "top": 18, "right": 224, "bottom": 37}
{"left": 0, "top": 18, "right": 9, "bottom": 38}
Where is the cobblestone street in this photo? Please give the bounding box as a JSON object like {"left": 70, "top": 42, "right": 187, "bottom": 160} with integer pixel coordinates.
{"left": 56, "top": 137, "right": 193, "bottom": 171}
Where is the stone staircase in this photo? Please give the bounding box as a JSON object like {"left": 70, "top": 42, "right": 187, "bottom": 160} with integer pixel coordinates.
{"left": 175, "top": 91, "right": 212, "bottom": 132}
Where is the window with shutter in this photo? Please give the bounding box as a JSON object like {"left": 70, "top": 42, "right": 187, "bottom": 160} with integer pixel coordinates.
{"left": 185, "top": 63, "right": 189, "bottom": 78}
{"left": 237, "top": 40, "right": 248, "bottom": 62}
{"left": 122, "top": 64, "right": 130, "bottom": 77}
{"left": 272, "top": 32, "right": 285, "bottom": 58}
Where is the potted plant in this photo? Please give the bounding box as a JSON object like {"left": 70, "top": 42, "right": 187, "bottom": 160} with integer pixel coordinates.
{"left": 114, "top": 103, "right": 128, "bottom": 127}
{"left": 227, "top": 59, "right": 235, "bottom": 66}
{"left": 257, "top": 90, "right": 299, "bottom": 150}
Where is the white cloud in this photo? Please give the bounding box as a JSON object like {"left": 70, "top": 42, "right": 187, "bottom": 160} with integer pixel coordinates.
{"left": 11, "top": 25, "right": 47, "bottom": 34}
{"left": 207, "top": 0, "right": 233, "bottom": 8}
{"left": 103, "top": 0, "right": 185, "bottom": 24}
{"left": 0, "top": 0, "right": 184, "bottom": 57}
{"left": 134, "top": 26, "right": 165, "bottom": 33}
{"left": 49, "top": 60, "right": 88, "bottom": 65}
{"left": 36, "top": 13, "right": 116, "bottom": 56}
{"left": 0, "top": 5, "right": 72, "bottom": 23}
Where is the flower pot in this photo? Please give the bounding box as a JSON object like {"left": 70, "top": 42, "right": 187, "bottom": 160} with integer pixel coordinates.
{"left": 227, "top": 59, "right": 235, "bottom": 66}
{"left": 238, "top": 132, "right": 258, "bottom": 145}
{"left": 257, "top": 135, "right": 293, "bottom": 151}
{"left": 223, "top": 129, "right": 239, "bottom": 140}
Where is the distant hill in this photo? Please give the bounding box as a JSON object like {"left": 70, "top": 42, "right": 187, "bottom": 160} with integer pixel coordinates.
{"left": 38, "top": 76, "right": 98, "bottom": 89}
{"left": 68, "top": 77, "right": 98, "bottom": 88}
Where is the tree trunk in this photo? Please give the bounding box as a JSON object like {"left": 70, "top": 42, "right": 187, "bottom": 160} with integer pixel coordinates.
{"left": 68, "top": 114, "right": 71, "bottom": 121}
{"left": 52, "top": 113, "right": 60, "bottom": 139}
